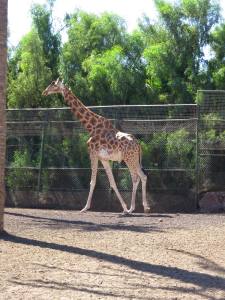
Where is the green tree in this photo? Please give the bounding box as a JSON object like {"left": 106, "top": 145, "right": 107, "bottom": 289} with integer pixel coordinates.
{"left": 7, "top": 30, "right": 53, "bottom": 108}
{"left": 31, "top": 0, "right": 61, "bottom": 78}
{"left": 209, "top": 24, "right": 225, "bottom": 89}
{"left": 60, "top": 11, "right": 129, "bottom": 103}
{"left": 142, "top": 0, "right": 220, "bottom": 103}
{"left": 7, "top": 0, "right": 62, "bottom": 108}
{"left": 83, "top": 45, "right": 136, "bottom": 105}
{"left": 61, "top": 11, "right": 150, "bottom": 105}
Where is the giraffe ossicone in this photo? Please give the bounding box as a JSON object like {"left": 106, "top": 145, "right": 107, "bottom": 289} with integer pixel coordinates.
{"left": 42, "top": 80, "right": 150, "bottom": 214}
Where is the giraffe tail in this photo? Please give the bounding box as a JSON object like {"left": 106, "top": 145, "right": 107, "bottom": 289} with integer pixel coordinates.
{"left": 139, "top": 147, "right": 148, "bottom": 176}
{"left": 141, "top": 167, "right": 148, "bottom": 176}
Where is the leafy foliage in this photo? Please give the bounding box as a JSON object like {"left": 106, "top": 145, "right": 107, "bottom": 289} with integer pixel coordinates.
{"left": 7, "top": 0, "right": 62, "bottom": 108}
{"left": 7, "top": 30, "right": 53, "bottom": 108}
{"left": 31, "top": 0, "right": 61, "bottom": 78}
{"left": 7, "top": 0, "right": 224, "bottom": 107}
{"left": 142, "top": 0, "right": 220, "bottom": 103}
{"left": 6, "top": 149, "right": 38, "bottom": 189}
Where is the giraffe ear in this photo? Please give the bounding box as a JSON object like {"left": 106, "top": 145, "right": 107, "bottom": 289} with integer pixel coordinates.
{"left": 55, "top": 78, "right": 60, "bottom": 85}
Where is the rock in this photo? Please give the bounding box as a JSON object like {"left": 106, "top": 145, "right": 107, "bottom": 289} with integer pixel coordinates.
{"left": 199, "top": 192, "right": 225, "bottom": 213}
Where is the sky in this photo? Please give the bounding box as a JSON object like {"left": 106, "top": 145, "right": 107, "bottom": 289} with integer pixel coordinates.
{"left": 8, "top": 0, "right": 157, "bottom": 47}
{"left": 8, "top": 0, "right": 225, "bottom": 47}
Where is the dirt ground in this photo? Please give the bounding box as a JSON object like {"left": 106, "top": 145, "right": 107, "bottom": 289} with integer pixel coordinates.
{"left": 1, "top": 208, "right": 225, "bottom": 300}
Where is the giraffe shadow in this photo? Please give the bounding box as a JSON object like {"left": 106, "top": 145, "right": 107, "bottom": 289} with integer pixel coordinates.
{"left": 4, "top": 211, "right": 164, "bottom": 233}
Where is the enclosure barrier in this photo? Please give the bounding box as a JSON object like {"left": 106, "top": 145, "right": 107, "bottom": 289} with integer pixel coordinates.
{"left": 5, "top": 90, "right": 225, "bottom": 212}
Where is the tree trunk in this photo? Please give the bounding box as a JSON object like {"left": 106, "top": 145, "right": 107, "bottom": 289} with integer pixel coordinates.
{"left": 0, "top": 0, "right": 8, "bottom": 233}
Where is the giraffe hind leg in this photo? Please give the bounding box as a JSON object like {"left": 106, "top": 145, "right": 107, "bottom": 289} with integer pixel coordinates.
{"left": 125, "top": 157, "right": 150, "bottom": 213}
{"left": 124, "top": 158, "right": 141, "bottom": 213}
{"left": 137, "top": 167, "right": 150, "bottom": 213}
{"left": 128, "top": 173, "right": 140, "bottom": 213}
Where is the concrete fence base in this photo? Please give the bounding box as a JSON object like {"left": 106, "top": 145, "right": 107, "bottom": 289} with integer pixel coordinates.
{"left": 6, "top": 190, "right": 196, "bottom": 213}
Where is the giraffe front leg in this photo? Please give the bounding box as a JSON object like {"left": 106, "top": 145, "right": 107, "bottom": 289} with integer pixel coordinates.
{"left": 101, "top": 160, "right": 129, "bottom": 213}
{"left": 81, "top": 155, "right": 98, "bottom": 212}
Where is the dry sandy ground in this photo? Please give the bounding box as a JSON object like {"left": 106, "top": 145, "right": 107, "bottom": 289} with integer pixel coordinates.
{"left": 0, "top": 208, "right": 225, "bottom": 300}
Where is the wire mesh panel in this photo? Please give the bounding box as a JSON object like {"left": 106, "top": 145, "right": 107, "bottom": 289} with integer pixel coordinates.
{"left": 6, "top": 104, "right": 198, "bottom": 212}
{"left": 198, "top": 91, "right": 225, "bottom": 194}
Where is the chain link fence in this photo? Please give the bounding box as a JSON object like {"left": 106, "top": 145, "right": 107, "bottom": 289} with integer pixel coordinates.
{"left": 6, "top": 92, "right": 223, "bottom": 212}
{"left": 198, "top": 90, "right": 225, "bottom": 197}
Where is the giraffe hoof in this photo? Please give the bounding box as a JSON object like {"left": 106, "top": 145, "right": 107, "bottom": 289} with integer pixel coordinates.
{"left": 122, "top": 209, "right": 129, "bottom": 215}
{"left": 144, "top": 207, "right": 151, "bottom": 213}
{"left": 80, "top": 207, "right": 89, "bottom": 213}
{"left": 128, "top": 208, "right": 134, "bottom": 214}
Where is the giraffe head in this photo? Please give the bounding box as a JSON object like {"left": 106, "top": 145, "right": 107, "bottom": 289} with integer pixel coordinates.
{"left": 42, "top": 78, "right": 65, "bottom": 96}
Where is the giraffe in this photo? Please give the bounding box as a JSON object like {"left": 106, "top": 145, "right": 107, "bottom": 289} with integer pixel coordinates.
{"left": 42, "top": 79, "right": 150, "bottom": 214}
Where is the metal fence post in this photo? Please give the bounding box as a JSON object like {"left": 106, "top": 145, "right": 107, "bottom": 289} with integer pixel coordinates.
{"left": 37, "top": 111, "right": 48, "bottom": 193}
{"left": 195, "top": 103, "right": 200, "bottom": 209}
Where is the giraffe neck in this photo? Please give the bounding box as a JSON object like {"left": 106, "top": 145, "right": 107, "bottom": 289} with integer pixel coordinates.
{"left": 61, "top": 86, "right": 111, "bottom": 135}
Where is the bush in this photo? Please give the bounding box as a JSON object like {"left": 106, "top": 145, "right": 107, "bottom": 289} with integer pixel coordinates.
{"left": 6, "top": 149, "right": 38, "bottom": 190}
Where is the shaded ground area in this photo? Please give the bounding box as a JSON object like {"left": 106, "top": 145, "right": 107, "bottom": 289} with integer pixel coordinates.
{"left": 1, "top": 208, "right": 225, "bottom": 299}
